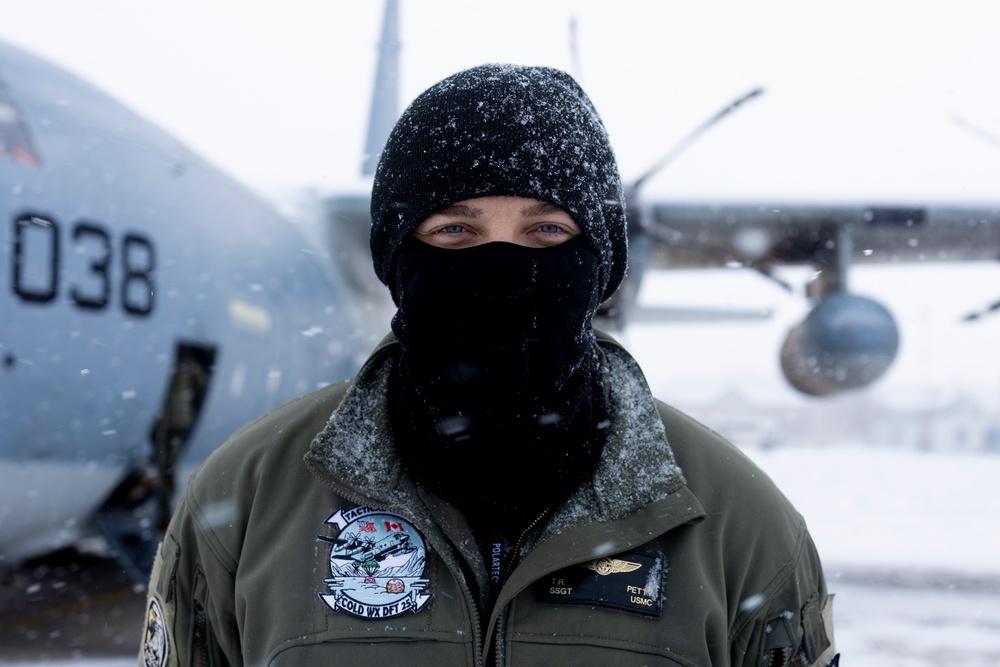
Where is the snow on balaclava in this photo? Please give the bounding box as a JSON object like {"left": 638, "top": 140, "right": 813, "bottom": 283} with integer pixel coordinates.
{"left": 369, "top": 64, "right": 627, "bottom": 524}
{"left": 370, "top": 63, "right": 627, "bottom": 304}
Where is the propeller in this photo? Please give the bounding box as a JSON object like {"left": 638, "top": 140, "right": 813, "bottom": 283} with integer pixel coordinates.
{"left": 597, "top": 87, "right": 769, "bottom": 329}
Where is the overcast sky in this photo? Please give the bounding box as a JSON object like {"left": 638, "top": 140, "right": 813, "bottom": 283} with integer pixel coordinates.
{"left": 3, "top": 1, "right": 999, "bottom": 199}
{"left": 1, "top": 1, "right": 998, "bottom": 408}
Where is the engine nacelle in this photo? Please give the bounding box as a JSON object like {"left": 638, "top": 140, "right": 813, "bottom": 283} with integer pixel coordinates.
{"left": 780, "top": 293, "right": 900, "bottom": 397}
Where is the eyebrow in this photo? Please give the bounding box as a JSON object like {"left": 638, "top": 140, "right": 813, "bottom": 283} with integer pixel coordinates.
{"left": 520, "top": 201, "right": 565, "bottom": 217}
{"left": 434, "top": 203, "right": 482, "bottom": 218}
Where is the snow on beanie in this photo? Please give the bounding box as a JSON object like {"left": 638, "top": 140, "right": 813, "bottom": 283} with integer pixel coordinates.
{"left": 369, "top": 63, "right": 627, "bottom": 304}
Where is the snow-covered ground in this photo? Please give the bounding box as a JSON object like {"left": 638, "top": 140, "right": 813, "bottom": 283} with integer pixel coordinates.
{"left": 746, "top": 445, "right": 1000, "bottom": 578}
{"left": 834, "top": 578, "right": 1000, "bottom": 666}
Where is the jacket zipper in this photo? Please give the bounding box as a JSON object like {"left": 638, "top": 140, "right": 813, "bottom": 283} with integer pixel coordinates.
{"left": 492, "top": 508, "right": 550, "bottom": 665}
{"left": 192, "top": 600, "right": 209, "bottom": 667}
{"left": 499, "top": 508, "right": 550, "bottom": 587}
{"left": 494, "top": 613, "right": 506, "bottom": 667}
{"left": 463, "top": 567, "right": 485, "bottom": 667}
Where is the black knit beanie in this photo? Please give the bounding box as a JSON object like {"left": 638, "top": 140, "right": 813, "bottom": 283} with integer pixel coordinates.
{"left": 370, "top": 63, "right": 627, "bottom": 304}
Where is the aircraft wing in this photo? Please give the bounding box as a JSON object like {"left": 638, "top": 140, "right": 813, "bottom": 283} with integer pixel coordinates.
{"left": 642, "top": 201, "right": 1000, "bottom": 271}
{"left": 611, "top": 198, "right": 1000, "bottom": 397}
{"left": 627, "top": 304, "right": 773, "bottom": 324}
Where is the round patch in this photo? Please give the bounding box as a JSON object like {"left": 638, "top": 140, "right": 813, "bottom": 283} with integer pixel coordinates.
{"left": 142, "top": 596, "right": 169, "bottom": 667}
{"left": 318, "top": 506, "right": 432, "bottom": 619}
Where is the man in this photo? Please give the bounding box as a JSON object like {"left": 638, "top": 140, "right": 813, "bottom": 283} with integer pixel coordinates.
{"left": 140, "top": 64, "right": 838, "bottom": 666}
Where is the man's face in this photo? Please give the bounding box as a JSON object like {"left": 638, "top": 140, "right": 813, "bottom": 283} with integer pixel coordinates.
{"left": 414, "top": 196, "right": 580, "bottom": 249}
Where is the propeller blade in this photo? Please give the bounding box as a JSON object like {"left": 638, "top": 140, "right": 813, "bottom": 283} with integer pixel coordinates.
{"left": 633, "top": 87, "right": 764, "bottom": 190}
{"left": 962, "top": 298, "right": 1000, "bottom": 322}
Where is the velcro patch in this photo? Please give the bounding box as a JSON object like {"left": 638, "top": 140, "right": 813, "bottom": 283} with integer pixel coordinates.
{"left": 535, "top": 550, "right": 664, "bottom": 617}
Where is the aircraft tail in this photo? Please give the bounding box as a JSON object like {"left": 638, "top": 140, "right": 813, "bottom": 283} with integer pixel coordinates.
{"left": 361, "top": 0, "right": 401, "bottom": 176}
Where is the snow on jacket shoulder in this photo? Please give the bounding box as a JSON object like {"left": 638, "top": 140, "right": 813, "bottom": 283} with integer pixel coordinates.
{"left": 139, "top": 334, "right": 837, "bottom": 667}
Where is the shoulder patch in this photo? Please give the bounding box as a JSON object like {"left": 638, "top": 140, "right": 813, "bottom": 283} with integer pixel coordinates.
{"left": 141, "top": 596, "right": 170, "bottom": 667}
{"left": 535, "top": 550, "right": 664, "bottom": 617}
{"left": 317, "top": 506, "right": 432, "bottom": 619}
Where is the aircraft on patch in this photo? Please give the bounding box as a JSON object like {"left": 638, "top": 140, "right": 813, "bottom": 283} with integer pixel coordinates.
{"left": 321, "top": 531, "right": 415, "bottom": 564}
{"left": 1, "top": 0, "right": 998, "bottom": 583}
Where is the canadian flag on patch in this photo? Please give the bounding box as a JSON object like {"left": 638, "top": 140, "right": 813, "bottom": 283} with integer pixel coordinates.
{"left": 384, "top": 521, "right": 404, "bottom": 532}
{"left": 357, "top": 520, "right": 376, "bottom": 533}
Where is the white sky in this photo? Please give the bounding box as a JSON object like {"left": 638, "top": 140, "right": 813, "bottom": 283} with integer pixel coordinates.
{"left": 3, "top": 1, "right": 999, "bottom": 200}
{"left": 1, "top": 0, "right": 999, "bottom": 407}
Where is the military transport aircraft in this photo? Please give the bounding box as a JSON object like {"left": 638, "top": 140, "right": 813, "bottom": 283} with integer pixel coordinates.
{"left": 0, "top": 38, "right": 377, "bottom": 581}
{"left": 321, "top": 532, "right": 415, "bottom": 564}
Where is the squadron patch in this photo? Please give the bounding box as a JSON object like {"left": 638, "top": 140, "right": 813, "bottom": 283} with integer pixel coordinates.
{"left": 318, "top": 506, "right": 432, "bottom": 619}
{"left": 141, "top": 596, "right": 169, "bottom": 667}
{"left": 536, "top": 550, "right": 665, "bottom": 617}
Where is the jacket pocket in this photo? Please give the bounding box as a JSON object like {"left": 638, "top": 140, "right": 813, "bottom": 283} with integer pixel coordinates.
{"left": 505, "top": 639, "right": 699, "bottom": 666}
{"left": 268, "top": 637, "right": 474, "bottom": 666}
{"left": 758, "top": 593, "right": 836, "bottom": 667}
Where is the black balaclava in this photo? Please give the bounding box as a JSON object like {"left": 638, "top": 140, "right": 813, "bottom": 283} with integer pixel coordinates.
{"left": 388, "top": 236, "right": 610, "bottom": 525}
{"left": 370, "top": 64, "right": 627, "bottom": 533}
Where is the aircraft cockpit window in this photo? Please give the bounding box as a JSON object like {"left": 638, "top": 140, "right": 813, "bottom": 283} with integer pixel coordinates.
{"left": 0, "top": 74, "right": 41, "bottom": 166}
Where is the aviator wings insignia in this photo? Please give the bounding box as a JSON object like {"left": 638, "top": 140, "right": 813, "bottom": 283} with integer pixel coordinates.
{"left": 580, "top": 557, "right": 643, "bottom": 576}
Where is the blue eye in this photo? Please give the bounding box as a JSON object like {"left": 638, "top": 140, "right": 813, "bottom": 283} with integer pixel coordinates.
{"left": 538, "top": 223, "right": 562, "bottom": 233}
{"left": 440, "top": 224, "right": 465, "bottom": 234}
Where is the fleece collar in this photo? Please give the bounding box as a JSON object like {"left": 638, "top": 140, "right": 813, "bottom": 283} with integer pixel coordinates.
{"left": 304, "top": 335, "right": 686, "bottom": 541}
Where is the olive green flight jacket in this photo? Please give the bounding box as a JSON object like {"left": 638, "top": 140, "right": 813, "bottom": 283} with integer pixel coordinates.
{"left": 140, "top": 334, "right": 836, "bottom": 666}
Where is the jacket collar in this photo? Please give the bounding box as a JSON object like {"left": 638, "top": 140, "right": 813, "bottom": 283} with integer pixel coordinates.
{"left": 305, "top": 331, "right": 690, "bottom": 539}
